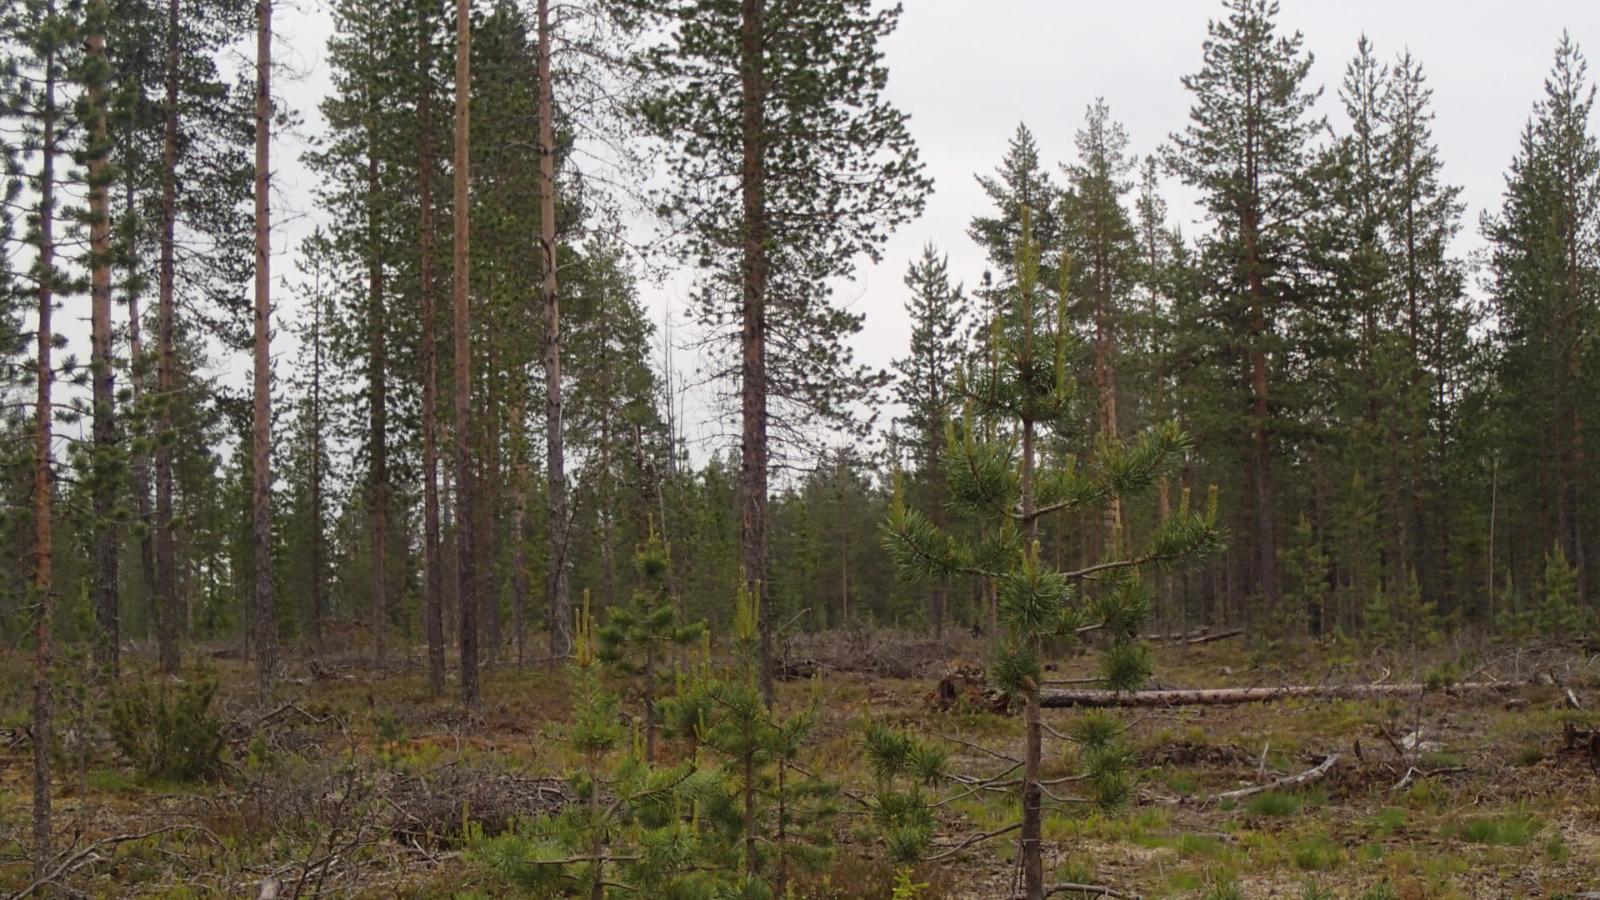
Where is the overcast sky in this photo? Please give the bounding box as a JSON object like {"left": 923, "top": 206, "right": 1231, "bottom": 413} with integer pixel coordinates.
{"left": 265, "top": 0, "right": 1600, "bottom": 463}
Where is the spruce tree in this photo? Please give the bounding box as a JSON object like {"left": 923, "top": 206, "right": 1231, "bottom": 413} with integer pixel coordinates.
{"left": 892, "top": 244, "right": 965, "bottom": 637}
{"left": 596, "top": 528, "right": 704, "bottom": 762}
{"left": 1483, "top": 34, "right": 1598, "bottom": 603}
{"left": 969, "top": 123, "right": 1063, "bottom": 288}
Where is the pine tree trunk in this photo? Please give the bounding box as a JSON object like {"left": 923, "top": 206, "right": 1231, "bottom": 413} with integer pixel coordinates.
{"left": 309, "top": 285, "right": 325, "bottom": 651}
{"left": 1095, "top": 243, "right": 1122, "bottom": 554}
{"left": 479, "top": 342, "right": 501, "bottom": 662}
{"left": 511, "top": 380, "right": 530, "bottom": 666}
{"left": 1243, "top": 214, "right": 1280, "bottom": 610}
{"left": 155, "top": 0, "right": 181, "bottom": 675}
{"left": 537, "top": 0, "right": 570, "bottom": 662}
{"left": 32, "top": 21, "right": 58, "bottom": 876}
{"left": 417, "top": 5, "right": 447, "bottom": 696}
{"left": 88, "top": 5, "right": 120, "bottom": 676}
{"left": 252, "top": 0, "right": 277, "bottom": 703}
{"left": 367, "top": 121, "right": 389, "bottom": 668}
{"left": 738, "top": 0, "right": 774, "bottom": 703}
{"left": 1019, "top": 412, "right": 1043, "bottom": 900}
{"left": 453, "top": 0, "right": 479, "bottom": 707}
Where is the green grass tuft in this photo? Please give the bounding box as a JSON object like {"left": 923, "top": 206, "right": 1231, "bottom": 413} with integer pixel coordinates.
{"left": 1446, "top": 813, "right": 1541, "bottom": 846}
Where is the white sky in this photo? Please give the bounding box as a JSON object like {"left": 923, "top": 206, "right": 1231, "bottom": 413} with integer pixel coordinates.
{"left": 253, "top": 0, "right": 1600, "bottom": 466}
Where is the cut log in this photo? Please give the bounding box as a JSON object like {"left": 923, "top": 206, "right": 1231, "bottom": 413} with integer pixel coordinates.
{"left": 1040, "top": 681, "right": 1518, "bottom": 709}
{"left": 1209, "top": 753, "right": 1339, "bottom": 804}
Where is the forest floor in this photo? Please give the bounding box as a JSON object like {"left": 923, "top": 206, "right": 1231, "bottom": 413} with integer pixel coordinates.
{"left": 1, "top": 630, "right": 1598, "bottom": 899}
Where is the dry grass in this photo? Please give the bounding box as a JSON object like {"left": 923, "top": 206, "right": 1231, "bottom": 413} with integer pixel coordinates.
{"left": 0, "top": 633, "right": 1597, "bottom": 898}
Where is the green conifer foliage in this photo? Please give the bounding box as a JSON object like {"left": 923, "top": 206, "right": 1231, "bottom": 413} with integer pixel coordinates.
{"left": 472, "top": 592, "right": 716, "bottom": 897}
{"left": 883, "top": 208, "right": 1222, "bottom": 899}
{"left": 597, "top": 527, "right": 706, "bottom": 763}
{"left": 659, "top": 583, "right": 837, "bottom": 896}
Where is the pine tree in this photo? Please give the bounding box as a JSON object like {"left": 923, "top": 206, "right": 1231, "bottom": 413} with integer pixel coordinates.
{"left": 249, "top": 0, "right": 275, "bottom": 702}
{"left": 1378, "top": 45, "right": 1469, "bottom": 607}
{"left": 883, "top": 209, "right": 1222, "bottom": 899}
{"left": 452, "top": 0, "right": 478, "bottom": 706}
{"left": 660, "top": 584, "right": 836, "bottom": 895}
{"left": 5, "top": 0, "right": 78, "bottom": 871}
{"left": 413, "top": 0, "right": 448, "bottom": 696}
{"left": 631, "top": 0, "right": 931, "bottom": 699}
{"left": 1062, "top": 98, "right": 1139, "bottom": 550}
{"left": 1167, "top": 0, "right": 1321, "bottom": 617}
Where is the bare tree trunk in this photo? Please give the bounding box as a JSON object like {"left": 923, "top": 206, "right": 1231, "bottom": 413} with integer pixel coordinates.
{"left": 1020, "top": 403, "right": 1043, "bottom": 900}
{"left": 32, "top": 19, "right": 59, "bottom": 875}
{"left": 417, "top": 4, "right": 446, "bottom": 697}
{"left": 480, "top": 341, "right": 501, "bottom": 662}
{"left": 309, "top": 272, "right": 325, "bottom": 651}
{"left": 537, "top": 0, "right": 570, "bottom": 662}
{"left": 1156, "top": 475, "right": 1171, "bottom": 629}
{"left": 453, "top": 0, "right": 479, "bottom": 707}
{"left": 738, "top": 0, "right": 774, "bottom": 703}
{"left": 510, "top": 377, "right": 530, "bottom": 666}
{"left": 154, "top": 0, "right": 181, "bottom": 676}
{"left": 367, "top": 120, "right": 389, "bottom": 668}
{"left": 252, "top": 0, "right": 277, "bottom": 703}
{"left": 87, "top": 3, "right": 120, "bottom": 676}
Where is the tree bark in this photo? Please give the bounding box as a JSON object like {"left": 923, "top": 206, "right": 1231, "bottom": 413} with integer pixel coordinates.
{"left": 154, "top": 0, "right": 181, "bottom": 676}
{"left": 1093, "top": 223, "right": 1122, "bottom": 556}
{"left": 510, "top": 377, "right": 530, "bottom": 666}
{"left": 537, "top": 0, "right": 570, "bottom": 662}
{"left": 366, "top": 114, "right": 389, "bottom": 667}
{"left": 417, "top": 2, "right": 446, "bottom": 697}
{"left": 88, "top": 4, "right": 120, "bottom": 676}
{"left": 252, "top": 0, "right": 277, "bottom": 703}
{"left": 1040, "top": 681, "right": 1517, "bottom": 709}
{"left": 32, "top": 18, "right": 58, "bottom": 876}
{"left": 308, "top": 270, "right": 325, "bottom": 651}
{"left": 1019, "top": 334, "right": 1043, "bottom": 900}
{"left": 479, "top": 340, "right": 501, "bottom": 661}
{"left": 738, "top": 0, "right": 774, "bottom": 704}
{"left": 1205, "top": 754, "right": 1339, "bottom": 804}
{"left": 453, "top": 0, "right": 479, "bottom": 707}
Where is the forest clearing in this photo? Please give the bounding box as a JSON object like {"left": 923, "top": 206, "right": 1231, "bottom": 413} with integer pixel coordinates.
{"left": 4, "top": 0, "right": 1600, "bottom": 895}
{"left": 2, "top": 632, "right": 1597, "bottom": 898}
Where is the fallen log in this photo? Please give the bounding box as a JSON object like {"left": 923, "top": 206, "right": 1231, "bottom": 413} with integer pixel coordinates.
{"left": 1208, "top": 753, "right": 1339, "bottom": 805}
{"left": 1044, "top": 882, "right": 1139, "bottom": 898}
{"left": 1143, "top": 626, "right": 1244, "bottom": 645}
{"left": 1041, "top": 681, "right": 1518, "bottom": 709}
